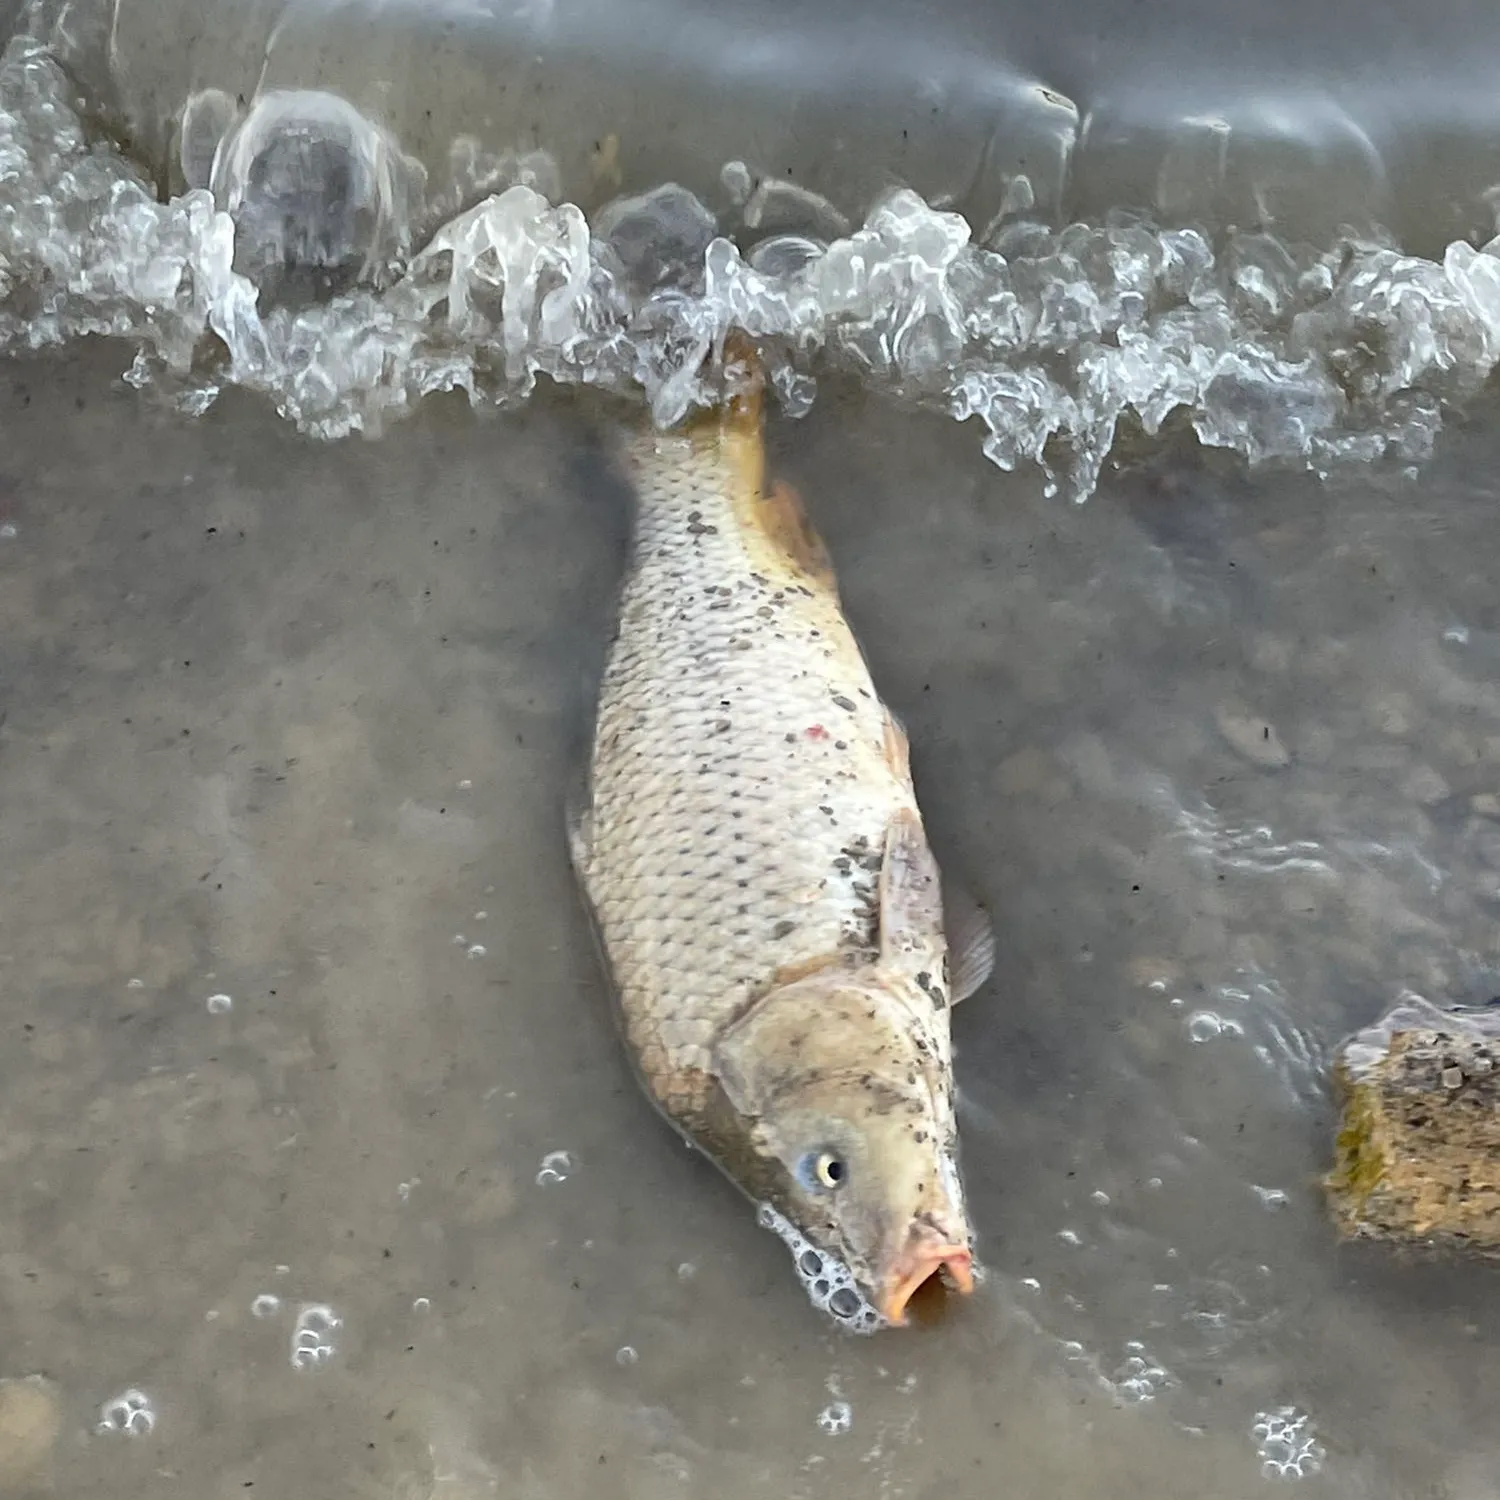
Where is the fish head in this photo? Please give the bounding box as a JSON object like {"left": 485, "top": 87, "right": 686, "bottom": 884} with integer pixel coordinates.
{"left": 713, "top": 969, "right": 974, "bottom": 1325}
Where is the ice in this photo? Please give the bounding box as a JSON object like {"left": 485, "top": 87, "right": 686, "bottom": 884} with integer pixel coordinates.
{"left": 594, "top": 183, "right": 719, "bottom": 297}
{"left": 6, "top": 29, "right": 1500, "bottom": 499}
{"left": 205, "top": 89, "right": 427, "bottom": 300}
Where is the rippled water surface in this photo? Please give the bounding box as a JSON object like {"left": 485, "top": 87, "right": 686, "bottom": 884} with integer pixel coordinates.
{"left": 2, "top": 0, "right": 1500, "bottom": 1493}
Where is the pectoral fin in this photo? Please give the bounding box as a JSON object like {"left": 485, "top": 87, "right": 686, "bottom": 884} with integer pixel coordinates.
{"left": 877, "top": 807, "right": 945, "bottom": 974}
{"left": 879, "top": 808, "right": 996, "bottom": 1004}
{"left": 942, "top": 879, "right": 996, "bottom": 1004}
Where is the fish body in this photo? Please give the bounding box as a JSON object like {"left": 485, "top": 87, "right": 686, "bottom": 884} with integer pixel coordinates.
{"left": 569, "top": 347, "right": 990, "bottom": 1326}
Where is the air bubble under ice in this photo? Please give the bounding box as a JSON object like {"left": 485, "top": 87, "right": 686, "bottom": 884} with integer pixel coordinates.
{"left": 756, "top": 1203, "right": 885, "bottom": 1334}
{"left": 5, "top": 33, "right": 1500, "bottom": 498}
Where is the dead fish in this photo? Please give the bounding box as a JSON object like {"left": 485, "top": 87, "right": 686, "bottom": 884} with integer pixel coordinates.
{"left": 568, "top": 336, "right": 996, "bottom": 1328}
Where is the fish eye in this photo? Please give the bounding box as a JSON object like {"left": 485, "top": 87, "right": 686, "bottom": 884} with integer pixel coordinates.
{"left": 799, "top": 1149, "right": 848, "bottom": 1191}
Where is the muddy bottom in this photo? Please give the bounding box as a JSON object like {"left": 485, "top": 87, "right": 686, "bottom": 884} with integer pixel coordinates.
{"left": 0, "top": 342, "right": 1495, "bottom": 1499}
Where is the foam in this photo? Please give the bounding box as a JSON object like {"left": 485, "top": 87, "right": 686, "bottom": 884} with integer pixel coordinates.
{"left": 755, "top": 1203, "right": 886, "bottom": 1334}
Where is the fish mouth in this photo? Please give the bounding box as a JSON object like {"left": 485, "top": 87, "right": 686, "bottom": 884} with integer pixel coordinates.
{"left": 878, "top": 1244, "right": 975, "bottom": 1326}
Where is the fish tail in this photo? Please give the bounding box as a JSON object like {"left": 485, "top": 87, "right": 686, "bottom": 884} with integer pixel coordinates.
{"left": 621, "top": 328, "right": 768, "bottom": 501}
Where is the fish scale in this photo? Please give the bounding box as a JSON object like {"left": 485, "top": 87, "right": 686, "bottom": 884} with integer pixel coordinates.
{"left": 582, "top": 414, "right": 929, "bottom": 1112}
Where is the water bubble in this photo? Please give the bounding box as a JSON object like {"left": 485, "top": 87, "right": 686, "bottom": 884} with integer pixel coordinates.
{"left": 412, "top": 1297, "right": 431, "bottom": 1313}
{"left": 466, "top": 944, "right": 487, "bottom": 958}
{"left": 290, "top": 1303, "right": 341, "bottom": 1370}
{"left": 1187, "top": 1009, "right": 1245, "bottom": 1042}
{"left": 1443, "top": 624, "right": 1471, "bottom": 645}
{"left": 97, "top": 1389, "right": 155, "bottom": 1437}
{"left": 205, "top": 992, "right": 232, "bottom": 1014}
{"left": 1253, "top": 1185, "right": 1290, "bottom": 1210}
{"left": 615, "top": 1345, "right": 638, "bottom": 1367}
{"left": 828, "top": 1287, "right": 862, "bottom": 1319}
{"left": 1112, "top": 1341, "right": 1175, "bottom": 1402}
{"left": 535, "top": 1150, "right": 573, "bottom": 1185}
{"left": 1253, "top": 1406, "right": 1324, "bottom": 1479}
{"left": 457, "top": 779, "right": 473, "bottom": 790}
{"left": 817, "top": 1401, "right": 853, "bottom": 1436}
{"left": 756, "top": 1202, "right": 885, "bottom": 1332}
{"left": 473, "top": 910, "right": 488, "bottom": 921}
{"left": 676, "top": 1262, "right": 697, "bottom": 1280}
{"left": 126, "top": 977, "right": 144, "bottom": 989}
{"left": 250, "top": 1293, "right": 281, "bottom": 1318}
{"left": 1057, "top": 1228, "right": 1083, "bottom": 1246}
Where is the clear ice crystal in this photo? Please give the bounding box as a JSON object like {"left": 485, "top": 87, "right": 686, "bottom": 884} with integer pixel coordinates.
{"left": 6, "top": 28, "right": 1500, "bottom": 500}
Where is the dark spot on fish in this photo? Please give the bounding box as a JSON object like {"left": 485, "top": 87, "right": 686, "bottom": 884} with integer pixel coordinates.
{"left": 714, "top": 719, "right": 731, "bottom": 733}
{"left": 831, "top": 694, "right": 856, "bottom": 713}
{"left": 818, "top": 805, "right": 833, "bottom": 816}
{"left": 772, "top": 920, "right": 797, "bottom": 939}
{"left": 785, "top": 733, "right": 796, "bottom": 744}
{"left": 834, "top": 740, "right": 847, "bottom": 750}
{"left": 833, "top": 856, "right": 851, "bottom": 873}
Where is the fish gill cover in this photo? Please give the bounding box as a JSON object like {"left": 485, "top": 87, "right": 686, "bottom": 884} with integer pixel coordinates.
{"left": 3, "top": 33, "right": 1500, "bottom": 500}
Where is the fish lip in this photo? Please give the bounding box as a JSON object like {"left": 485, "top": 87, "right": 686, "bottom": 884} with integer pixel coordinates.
{"left": 878, "top": 1244, "right": 975, "bottom": 1326}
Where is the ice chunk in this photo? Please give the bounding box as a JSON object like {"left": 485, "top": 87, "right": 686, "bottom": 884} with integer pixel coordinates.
{"left": 208, "top": 89, "right": 427, "bottom": 299}
{"left": 6, "top": 29, "right": 1500, "bottom": 501}
{"left": 594, "top": 183, "right": 718, "bottom": 296}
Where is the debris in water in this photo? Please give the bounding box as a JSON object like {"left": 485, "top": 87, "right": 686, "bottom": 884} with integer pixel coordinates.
{"left": 1325, "top": 994, "right": 1500, "bottom": 1253}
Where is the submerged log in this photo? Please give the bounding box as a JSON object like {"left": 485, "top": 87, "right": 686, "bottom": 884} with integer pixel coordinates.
{"left": 1325, "top": 996, "right": 1500, "bottom": 1255}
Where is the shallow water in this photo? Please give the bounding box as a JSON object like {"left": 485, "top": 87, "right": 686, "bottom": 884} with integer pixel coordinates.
{"left": 2, "top": 0, "right": 1500, "bottom": 1491}
{"left": 1, "top": 338, "right": 1498, "bottom": 1497}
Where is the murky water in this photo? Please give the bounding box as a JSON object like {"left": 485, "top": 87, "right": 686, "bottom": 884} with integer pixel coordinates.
{"left": 1, "top": 340, "right": 1498, "bottom": 1497}
{"left": 1, "top": 0, "right": 1499, "bottom": 1493}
